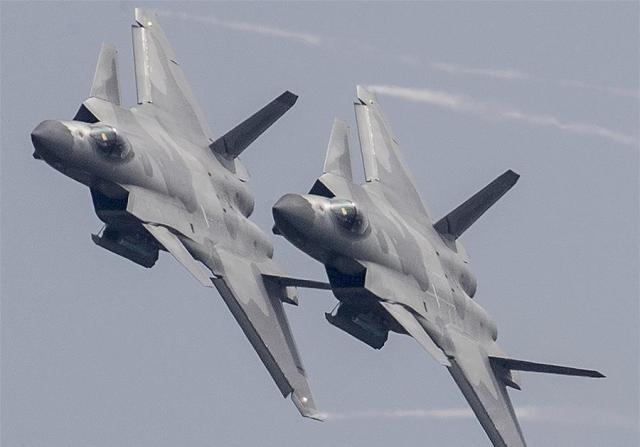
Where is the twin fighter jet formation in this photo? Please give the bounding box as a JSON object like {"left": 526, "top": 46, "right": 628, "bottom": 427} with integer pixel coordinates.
{"left": 31, "top": 9, "right": 604, "bottom": 447}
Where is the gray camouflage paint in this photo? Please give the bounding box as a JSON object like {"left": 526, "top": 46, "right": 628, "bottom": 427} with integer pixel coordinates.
{"left": 30, "top": 8, "right": 320, "bottom": 420}
{"left": 273, "top": 86, "right": 604, "bottom": 446}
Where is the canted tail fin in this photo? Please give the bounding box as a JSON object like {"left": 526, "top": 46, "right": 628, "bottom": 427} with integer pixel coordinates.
{"left": 132, "top": 8, "right": 213, "bottom": 144}
{"left": 323, "top": 118, "right": 353, "bottom": 181}
{"left": 434, "top": 170, "right": 519, "bottom": 240}
{"left": 308, "top": 119, "right": 355, "bottom": 199}
{"left": 90, "top": 43, "right": 121, "bottom": 105}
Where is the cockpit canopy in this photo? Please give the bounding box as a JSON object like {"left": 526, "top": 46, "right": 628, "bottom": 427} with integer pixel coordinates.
{"left": 89, "top": 125, "right": 132, "bottom": 160}
{"left": 329, "top": 199, "right": 368, "bottom": 234}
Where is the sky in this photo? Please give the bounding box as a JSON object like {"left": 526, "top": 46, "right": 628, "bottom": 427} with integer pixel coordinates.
{"left": 1, "top": 2, "right": 638, "bottom": 446}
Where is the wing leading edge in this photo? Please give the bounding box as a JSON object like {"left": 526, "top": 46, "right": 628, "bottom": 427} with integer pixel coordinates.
{"left": 125, "top": 187, "right": 320, "bottom": 419}
{"left": 210, "top": 249, "right": 323, "bottom": 420}
{"left": 447, "top": 331, "right": 527, "bottom": 447}
{"left": 373, "top": 279, "right": 525, "bottom": 445}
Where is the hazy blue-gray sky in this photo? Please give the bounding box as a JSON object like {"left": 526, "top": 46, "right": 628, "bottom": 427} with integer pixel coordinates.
{"left": 2, "top": 2, "right": 638, "bottom": 446}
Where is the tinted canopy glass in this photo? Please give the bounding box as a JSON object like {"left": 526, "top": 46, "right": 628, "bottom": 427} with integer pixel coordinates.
{"left": 89, "top": 125, "right": 131, "bottom": 160}
{"left": 329, "top": 199, "right": 368, "bottom": 234}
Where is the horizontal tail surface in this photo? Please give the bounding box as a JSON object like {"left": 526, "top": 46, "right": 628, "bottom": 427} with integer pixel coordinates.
{"left": 435, "top": 170, "right": 519, "bottom": 240}
{"left": 490, "top": 357, "right": 605, "bottom": 378}
{"left": 210, "top": 91, "right": 298, "bottom": 159}
{"left": 262, "top": 274, "right": 331, "bottom": 290}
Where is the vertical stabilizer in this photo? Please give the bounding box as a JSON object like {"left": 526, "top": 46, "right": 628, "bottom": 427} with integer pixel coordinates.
{"left": 90, "top": 43, "right": 121, "bottom": 105}
{"left": 354, "top": 85, "right": 429, "bottom": 219}
{"left": 323, "top": 118, "right": 353, "bottom": 181}
{"left": 131, "top": 8, "right": 213, "bottom": 144}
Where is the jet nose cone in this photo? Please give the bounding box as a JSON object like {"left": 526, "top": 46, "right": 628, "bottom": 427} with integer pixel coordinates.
{"left": 31, "top": 120, "right": 73, "bottom": 160}
{"left": 272, "top": 194, "right": 315, "bottom": 236}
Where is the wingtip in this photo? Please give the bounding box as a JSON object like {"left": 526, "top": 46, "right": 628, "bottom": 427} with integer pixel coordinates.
{"left": 299, "top": 406, "right": 327, "bottom": 422}
{"left": 279, "top": 90, "right": 298, "bottom": 107}
{"left": 306, "top": 412, "right": 327, "bottom": 422}
{"left": 299, "top": 408, "right": 327, "bottom": 422}
{"left": 134, "top": 7, "right": 158, "bottom": 28}
{"left": 291, "top": 390, "right": 324, "bottom": 421}
{"left": 505, "top": 169, "right": 520, "bottom": 182}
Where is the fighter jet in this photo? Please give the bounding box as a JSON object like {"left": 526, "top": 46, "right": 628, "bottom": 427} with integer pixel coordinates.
{"left": 30, "top": 8, "right": 324, "bottom": 419}
{"left": 272, "top": 86, "right": 605, "bottom": 445}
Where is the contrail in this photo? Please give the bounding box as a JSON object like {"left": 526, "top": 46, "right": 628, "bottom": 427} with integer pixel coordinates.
{"left": 155, "top": 9, "right": 637, "bottom": 145}
{"left": 319, "top": 405, "right": 637, "bottom": 430}
{"left": 431, "top": 62, "right": 533, "bottom": 81}
{"left": 558, "top": 78, "right": 640, "bottom": 100}
{"left": 368, "top": 84, "right": 638, "bottom": 147}
{"left": 157, "top": 10, "right": 637, "bottom": 101}
{"left": 431, "top": 61, "right": 639, "bottom": 99}
{"left": 156, "top": 10, "right": 323, "bottom": 46}
{"left": 319, "top": 407, "right": 475, "bottom": 421}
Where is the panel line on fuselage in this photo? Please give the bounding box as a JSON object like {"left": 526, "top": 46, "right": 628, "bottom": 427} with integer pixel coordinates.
{"left": 431, "top": 282, "right": 441, "bottom": 309}
{"left": 200, "top": 204, "right": 210, "bottom": 228}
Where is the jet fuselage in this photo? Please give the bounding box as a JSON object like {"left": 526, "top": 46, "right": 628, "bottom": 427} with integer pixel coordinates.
{"left": 29, "top": 7, "right": 323, "bottom": 419}
{"left": 32, "top": 104, "right": 272, "bottom": 263}
{"left": 273, "top": 182, "right": 499, "bottom": 350}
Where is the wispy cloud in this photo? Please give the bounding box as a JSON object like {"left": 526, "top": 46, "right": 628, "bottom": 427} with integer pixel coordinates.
{"left": 156, "top": 9, "right": 637, "bottom": 146}
{"left": 159, "top": 10, "right": 637, "bottom": 101}
{"left": 431, "top": 62, "right": 533, "bottom": 81}
{"left": 156, "top": 10, "right": 323, "bottom": 46}
{"left": 163, "top": 10, "right": 637, "bottom": 101}
{"left": 558, "top": 79, "right": 640, "bottom": 100}
{"left": 320, "top": 407, "right": 474, "bottom": 421}
{"left": 431, "top": 61, "right": 639, "bottom": 99}
{"left": 320, "top": 405, "right": 637, "bottom": 430}
{"left": 369, "top": 84, "right": 638, "bottom": 147}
